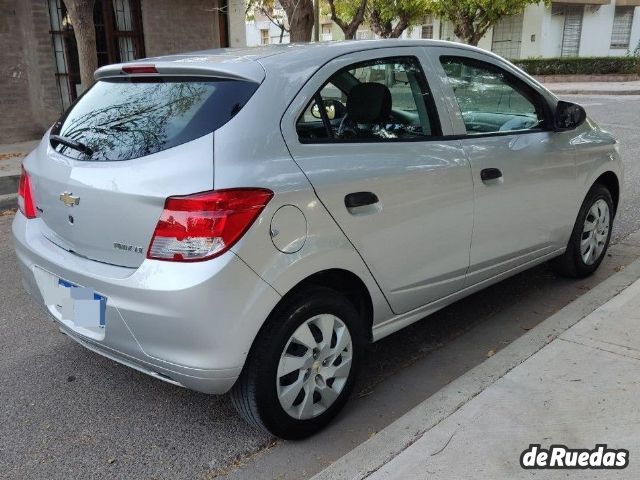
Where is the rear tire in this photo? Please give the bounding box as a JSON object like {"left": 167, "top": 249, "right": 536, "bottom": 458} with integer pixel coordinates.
{"left": 550, "top": 184, "right": 613, "bottom": 278}
{"left": 230, "top": 286, "right": 363, "bottom": 439}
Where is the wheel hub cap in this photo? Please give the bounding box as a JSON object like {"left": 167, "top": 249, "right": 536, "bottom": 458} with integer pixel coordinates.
{"left": 276, "top": 314, "right": 353, "bottom": 420}
{"left": 581, "top": 199, "right": 610, "bottom": 266}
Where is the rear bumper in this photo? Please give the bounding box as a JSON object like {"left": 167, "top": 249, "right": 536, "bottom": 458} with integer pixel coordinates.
{"left": 12, "top": 213, "right": 281, "bottom": 394}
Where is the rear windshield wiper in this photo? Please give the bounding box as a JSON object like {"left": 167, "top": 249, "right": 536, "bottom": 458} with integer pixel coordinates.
{"left": 50, "top": 134, "right": 94, "bottom": 157}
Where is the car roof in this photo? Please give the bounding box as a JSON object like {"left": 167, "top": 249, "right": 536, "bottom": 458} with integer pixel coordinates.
{"left": 95, "top": 40, "right": 495, "bottom": 84}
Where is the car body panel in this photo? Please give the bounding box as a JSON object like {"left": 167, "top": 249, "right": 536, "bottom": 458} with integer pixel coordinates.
{"left": 13, "top": 213, "right": 282, "bottom": 393}
{"left": 24, "top": 131, "right": 215, "bottom": 269}
{"left": 279, "top": 47, "right": 475, "bottom": 315}
{"left": 209, "top": 54, "right": 395, "bottom": 325}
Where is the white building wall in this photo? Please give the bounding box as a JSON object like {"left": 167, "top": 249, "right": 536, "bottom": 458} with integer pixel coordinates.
{"left": 582, "top": 4, "right": 615, "bottom": 56}
{"left": 520, "top": 4, "right": 546, "bottom": 57}
{"left": 627, "top": 6, "right": 640, "bottom": 54}
{"left": 246, "top": 20, "right": 290, "bottom": 46}
{"left": 521, "top": 1, "right": 640, "bottom": 58}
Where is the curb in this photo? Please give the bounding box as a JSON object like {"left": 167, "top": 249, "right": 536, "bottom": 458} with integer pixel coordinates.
{"left": 311, "top": 257, "right": 640, "bottom": 480}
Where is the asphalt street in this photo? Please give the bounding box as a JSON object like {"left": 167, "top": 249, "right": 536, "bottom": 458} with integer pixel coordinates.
{"left": 1, "top": 94, "right": 639, "bottom": 480}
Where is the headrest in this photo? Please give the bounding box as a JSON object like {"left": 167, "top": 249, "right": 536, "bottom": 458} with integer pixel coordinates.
{"left": 346, "top": 82, "right": 392, "bottom": 124}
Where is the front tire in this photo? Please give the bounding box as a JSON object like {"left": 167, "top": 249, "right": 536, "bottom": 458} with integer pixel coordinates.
{"left": 231, "top": 286, "right": 363, "bottom": 439}
{"left": 551, "top": 184, "right": 613, "bottom": 278}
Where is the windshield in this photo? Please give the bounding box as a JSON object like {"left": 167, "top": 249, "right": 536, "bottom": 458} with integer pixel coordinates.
{"left": 51, "top": 77, "right": 259, "bottom": 161}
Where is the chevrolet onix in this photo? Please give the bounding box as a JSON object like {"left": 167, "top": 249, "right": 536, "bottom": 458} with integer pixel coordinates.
{"left": 13, "top": 40, "right": 622, "bottom": 439}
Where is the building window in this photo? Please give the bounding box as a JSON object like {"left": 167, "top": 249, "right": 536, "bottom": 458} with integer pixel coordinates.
{"left": 48, "top": 0, "right": 76, "bottom": 110}
{"left": 260, "top": 29, "right": 270, "bottom": 44}
{"left": 48, "top": 0, "right": 145, "bottom": 108}
{"left": 420, "top": 16, "right": 434, "bottom": 39}
{"left": 611, "top": 6, "right": 634, "bottom": 49}
{"left": 322, "top": 23, "right": 332, "bottom": 41}
{"left": 356, "top": 29, "right": 372, "bottom": 40}
{"left": 491, "top": 14, "right": 524, "bottom": 59}
{"left": 439, "top": 21, "right": 456, "bottom": 41}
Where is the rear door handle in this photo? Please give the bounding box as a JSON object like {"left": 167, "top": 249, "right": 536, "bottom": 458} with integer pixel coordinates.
{"left": 480, "top": 168, "right": 502, "bottom": 182}
{"left": 345, "top": 191, "right": 379, "bottom": 209}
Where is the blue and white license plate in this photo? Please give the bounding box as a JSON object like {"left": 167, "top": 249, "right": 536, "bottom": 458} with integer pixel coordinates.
{"left": 55, "top": 278, "right": 107, "bottom": 328}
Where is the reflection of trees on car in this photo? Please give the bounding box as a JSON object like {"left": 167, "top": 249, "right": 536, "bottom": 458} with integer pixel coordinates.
{"left": 55, "top": 82, "right": 210, "bottom": 161}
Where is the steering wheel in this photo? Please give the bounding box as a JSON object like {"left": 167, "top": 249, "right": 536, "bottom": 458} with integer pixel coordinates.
{"left": 337, "top": 113, "right": 358, "bottom": 138}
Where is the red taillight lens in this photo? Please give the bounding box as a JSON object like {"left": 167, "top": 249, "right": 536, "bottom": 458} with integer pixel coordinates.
{"left": 122, "top": 65, "right": 158, "bottom": 74}
{"left": 147, "top": 188, "right": 274, "bottom": 262}
{"left": 17, "top": 166, "right": 37, "bottom": 219}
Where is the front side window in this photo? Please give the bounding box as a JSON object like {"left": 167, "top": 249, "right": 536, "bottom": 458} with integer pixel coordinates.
{"left": 440, "top": 56, "right": 546, "bottom": 135}
{"left": 297, "top": 57, "right": 440, "bottom": 142}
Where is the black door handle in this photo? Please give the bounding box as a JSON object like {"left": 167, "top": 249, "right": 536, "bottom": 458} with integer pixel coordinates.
{"left": 480, "top": 168, "right": 502, "bottom": 181}
{"left": 345, "top": 191, "right": 379, "bottom": 209}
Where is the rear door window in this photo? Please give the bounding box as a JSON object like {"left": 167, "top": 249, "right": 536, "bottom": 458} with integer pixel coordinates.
{"left": 51, "top": 77, "right": 258, "bottom": 161}
{"left": 296, "top": 57, "right": 441, "bottom": 142}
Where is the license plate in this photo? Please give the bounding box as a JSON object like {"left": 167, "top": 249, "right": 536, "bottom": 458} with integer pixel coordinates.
{"left": 55, "top": 278, "right": 107, "bottom": 328}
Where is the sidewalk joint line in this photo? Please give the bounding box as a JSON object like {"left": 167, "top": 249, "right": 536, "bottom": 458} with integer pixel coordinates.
{"left": 558, "top": 336, "right": 640, "bottom": 362}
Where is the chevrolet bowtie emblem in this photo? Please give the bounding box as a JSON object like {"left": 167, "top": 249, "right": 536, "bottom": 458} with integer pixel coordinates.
{"left": 59, "top": 192, "right": 80, "bottom": 207}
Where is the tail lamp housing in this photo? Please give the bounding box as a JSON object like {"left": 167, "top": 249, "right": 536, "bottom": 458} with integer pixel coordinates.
{"left": 17, "top": 166, "right": 37, "bottom": 219}
{"left": 147, "top": 188, "right": 273, "bottom": 262}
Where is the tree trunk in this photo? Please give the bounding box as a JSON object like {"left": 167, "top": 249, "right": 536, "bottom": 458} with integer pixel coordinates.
{"left": 389, "top": 15, "right": 409, "bottom": 38}
{"left": 344, "top": 30, "right": 356, "bottom": 40}
{"left": 327, "top": 0, "right": 367, "bottom": 41}
{"left": 467, "top": 36, "right": 480, "bottom": 46}
{"left": 369, "top": 9, "right": 393, "bottom": 38}
{"left": 64, "top": 0, "right": 97, "bottom": 92}
{"left": 281, "top": 0, "right": 314, "bottom": 42}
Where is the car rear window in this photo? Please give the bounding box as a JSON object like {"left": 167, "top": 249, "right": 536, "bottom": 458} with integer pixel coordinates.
{"left": 50, "top": 77, "right": 259, "bottom": 161}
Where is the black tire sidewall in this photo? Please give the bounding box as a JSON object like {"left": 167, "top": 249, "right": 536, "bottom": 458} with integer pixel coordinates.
{"left": 248, "top": 287, "right": 363, "bottom": 439}
{"left": 568, "top": 186, "right": 614, "bottom": 276}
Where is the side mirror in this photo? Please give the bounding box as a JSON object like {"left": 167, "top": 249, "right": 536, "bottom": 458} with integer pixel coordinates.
{"left": 554, "top": 101, "right": 586, "bottom": 131}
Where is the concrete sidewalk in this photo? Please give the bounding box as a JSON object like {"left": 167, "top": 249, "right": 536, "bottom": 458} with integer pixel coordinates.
{"left": 544, "top": 80, "right": 640, "bottom": 96}
{"left": 313, "top": 258, "right": 640, "bottom": 480}
{"left": 0, "top": 139, "right": 38, "bottom": 210}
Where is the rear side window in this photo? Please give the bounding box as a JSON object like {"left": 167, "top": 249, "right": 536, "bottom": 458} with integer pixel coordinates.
{"left": 51, "top": 77, "right": 258, "bottom": 161}
{"left": 296, "top": 56, "right": 441, "bottom": 142}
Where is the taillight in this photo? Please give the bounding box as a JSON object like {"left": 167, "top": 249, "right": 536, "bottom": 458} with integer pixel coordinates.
{"left": 147, "top": 188, "right": 273, "bottom": 262}
{"left": 121, "top": 65, "right": 158, "bottom": 74}
{"left": 17, "top": 166, "right": 37, "bottom": 219}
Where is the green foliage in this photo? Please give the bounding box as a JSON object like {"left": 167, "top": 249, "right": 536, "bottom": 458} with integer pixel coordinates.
{"left": 325, "top": 0, "right": 363, "bottom": 19}
{"left": 325, "top": 0, "right": 368, "bottom": 39}
{"left": 432, "top": 0, "right": 550, "bottom": 45}
{"left": 368, "top": 0, "right": 432, "bottom": 26}
{"left": 368, "top": 0, "right": 434, "bottom": 38}
{"left": 514, "top": 56, "right": 640, "bottom": 76}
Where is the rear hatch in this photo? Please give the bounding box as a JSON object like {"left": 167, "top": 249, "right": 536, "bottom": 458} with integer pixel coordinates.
{"left": 25, "top": 62, "right": 262, "bottom": 268}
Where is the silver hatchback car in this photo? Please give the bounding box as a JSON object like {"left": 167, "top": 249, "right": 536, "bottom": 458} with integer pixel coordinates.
{"left": 14, "top": 40, "right": 622, "bottom": 439}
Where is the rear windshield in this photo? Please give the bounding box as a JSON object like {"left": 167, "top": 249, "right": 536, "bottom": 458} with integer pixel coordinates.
{"left": 50, "top": 77, "right": 259, "bottom": 161}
